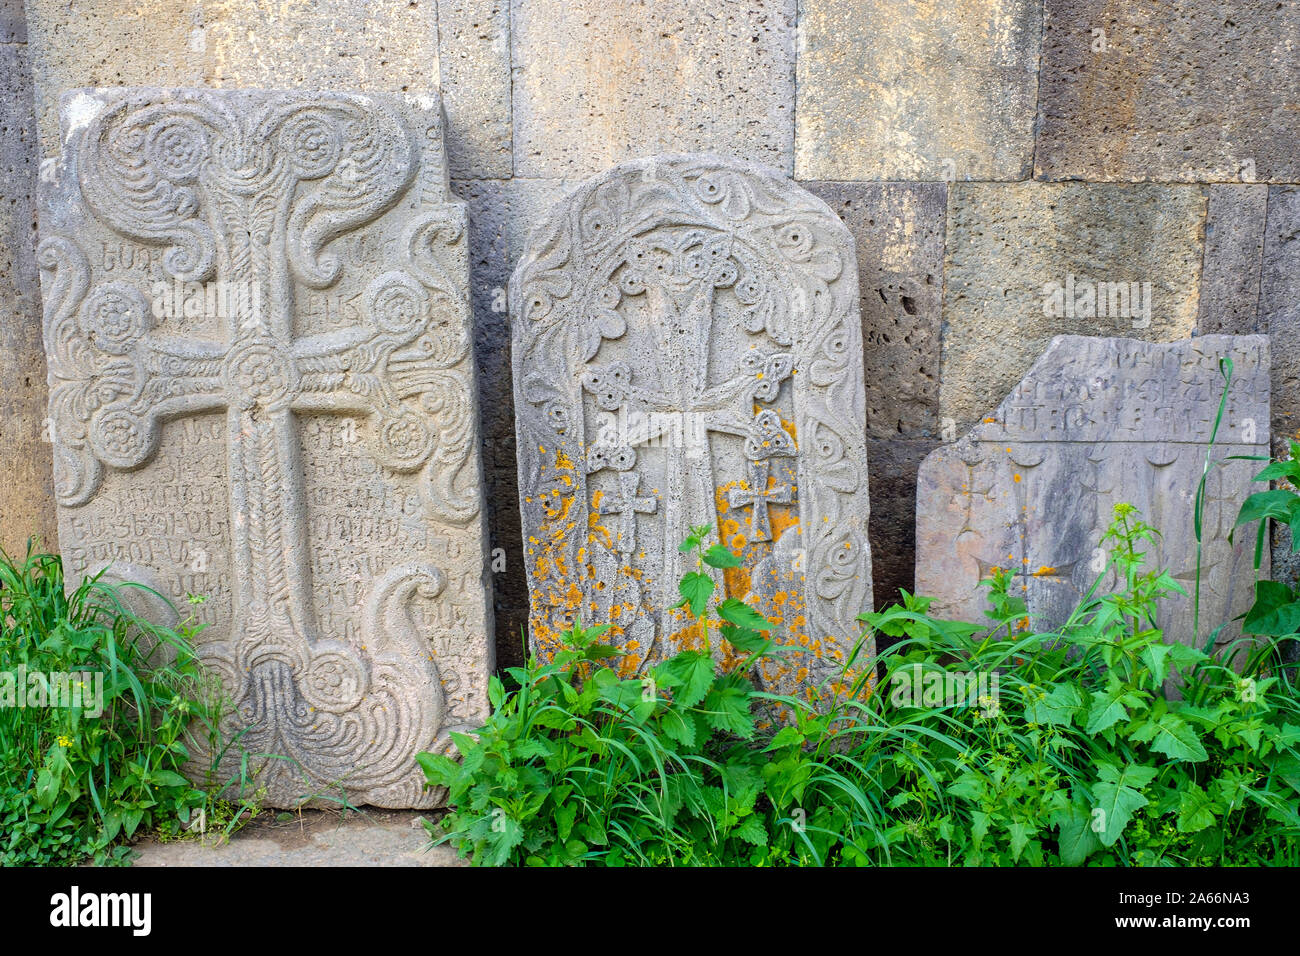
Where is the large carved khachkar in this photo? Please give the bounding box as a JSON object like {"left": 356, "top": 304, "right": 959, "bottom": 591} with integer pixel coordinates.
{"left": 512, "top": 155, "right": 873, "bottom": 701}
{"left": 37, "top": 88, "right": 492, "bottom": 808}
{"left": 917, "top": 335, "right": 1269, "bottom": 647}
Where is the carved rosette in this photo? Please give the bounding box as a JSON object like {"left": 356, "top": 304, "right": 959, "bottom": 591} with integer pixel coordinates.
{"left": 512, "top": 155, "right": 874, "bottom": 701}
{"left": 37, "top": 89, "right": 487, "bottom": 808}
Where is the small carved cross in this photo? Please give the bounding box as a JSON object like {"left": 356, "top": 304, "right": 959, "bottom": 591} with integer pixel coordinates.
{"left": 728, "top": 458, "right": 795, "bottom": 543}
{"left": 599, "top": 472, "right": 658, "bottom": 555}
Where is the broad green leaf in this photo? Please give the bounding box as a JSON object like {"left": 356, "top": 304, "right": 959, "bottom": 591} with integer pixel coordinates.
{"left": 703, "top": 682, "right": 755, "bottom": 738}
{"left": 732, "top": 814, "right": 767, "bottom": 847}
{"left": 1025, "top": 683, "right": 1082, "bottom": 727}
{"left": 1140, "top": 642, "right": 1172, "bottom": 686}
{"left": 676, "top": 572, "right": 715, "bottom": 618}
{"left": 717, "top": 598, "right": 771, "bottom": 631}
{"left": 1147, "top": 714, "right": 1209, "bottom": 762}
{"left": 1054, "top": 800, "right": 1103, "bottom": 865}
{"left": 1251, "top": 460, "right": 1297, "bottom": 482}
{"left": 659, "top": 706, "right": 700, "bottom": 748}
{"left": 1008, "top": 821, "right": 1033, "bottom": 862}
{"left": 555, "top": 803, "right": 577, "bottom": 842}
{"left": 720, "top": 623, "right": 773, "bottom": 656}
{"left": 1092, "top": 763, "right": 1156, "bottom": 846}
{"left": 764, "top": 725, "right": 805, "bottom": 751}
{"left": 1242, "top": 581, "right": 1300, "bottom": 637}
{"left": 1177, "top": 784, "right": 1218, "bottom": 833}
{"left": 488, "top": 674, "right": 505, "bottom": 709}
{"left": 149, "top": 770, "right": 190, "bottom": 789}
{"left": 703, "top": 544, "right": 743, "bottom": 569}
{"left": 657, "top": 651, "right": 715, "bottom": 709}
{"left": 1084, "top": 689, "right": 1129, "bottom": 735}
{"left": 1234, "top": 489, "right": 1297, "bottom": 527}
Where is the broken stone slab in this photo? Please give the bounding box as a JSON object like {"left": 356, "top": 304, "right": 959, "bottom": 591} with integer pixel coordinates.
{"left": 37, "top": 88, "right": 494, "bottom": 808}
{"left": 511, "top": 154, "right": 874, "bottom": 703}
{"left": 917, "top": 335, "right": 1269, "bottom": 649}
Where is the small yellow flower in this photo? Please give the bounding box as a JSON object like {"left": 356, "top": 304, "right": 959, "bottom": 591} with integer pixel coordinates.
{"left": 57, "top": 735, "right": 73, "bottom": 747}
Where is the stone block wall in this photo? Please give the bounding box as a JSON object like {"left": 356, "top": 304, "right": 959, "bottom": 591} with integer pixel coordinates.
{"left": 2, "top": 0, "right": 1297, "bottom": 667}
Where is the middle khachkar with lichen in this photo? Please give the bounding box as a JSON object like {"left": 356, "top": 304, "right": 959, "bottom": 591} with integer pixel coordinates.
{"left": 511, "top": 155, "right": 875, "bottom": 702}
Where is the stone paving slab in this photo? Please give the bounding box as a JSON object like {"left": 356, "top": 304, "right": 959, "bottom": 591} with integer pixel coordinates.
{"left": 129, "top": 810, "right": 465, "bottom": 868}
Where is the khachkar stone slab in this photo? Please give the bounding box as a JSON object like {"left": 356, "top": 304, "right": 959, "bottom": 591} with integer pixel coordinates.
{"left": 917, "top": 335, "right": 1269, "bottom": 648}
{"left": 36, "top": 88, "right": 493, "bottom": 808}
{"left": 512, "top": 154, "right": 873, "bottom": 701}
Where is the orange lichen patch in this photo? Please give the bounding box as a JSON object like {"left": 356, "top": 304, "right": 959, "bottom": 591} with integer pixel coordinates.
{"left": 716, "top": 480, "right": 741, "bottom": 515}
{"left": 586, "top": 489, "right": 616, "bottom": 553}
{"left": 664, "top": 603, "right": 708, "bottom": 653}
{"left": 615, "top": 652, "right": 643, "bottom": 679}
{"left": 768, "top": 504, "right": 799, "bottom": 540}
{"left": 724, "top": 566, "right": 752, "bottom": 600}
{"left": 779, "top": 414, "right": 798, "bottom": 446}
{"left": 1031, "top": 566, "right": 1056, "bottom": 577}
{"left": 1012, "top": 473, "right": 1022, "bottom": 483}
{"left": 528, "top": 477, "right": 583, "bottom": 653}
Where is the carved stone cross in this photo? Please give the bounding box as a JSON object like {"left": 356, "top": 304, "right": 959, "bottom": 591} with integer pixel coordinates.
{"left": 513, "top": 155, "right": 874, "bottom": 696}
{"left": 918, "top": 335, "right": 1269, "bottom": 651}
{"left": 728, "top": 458, "right": 795, "bottom": 542}
{"left": 598, "top": 471, "right": 658, "bottom": 555}
{"left": 579, "top": 226, "right": 797, "bottom": 608}
{"left": 38, "top": 89, "right": 491, "bottom": 808}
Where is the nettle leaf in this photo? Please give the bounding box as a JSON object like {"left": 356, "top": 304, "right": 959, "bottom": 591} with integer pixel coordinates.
{"left": 703, "top": 544, "right": 743, "bottom": 569}
{"left": 657, "top": 651, "right": 716, "bottom": 709}
{"left": 1092, "top": 763, "right": 1156, "bottom": 846}
{"left": 703, "top": 681, "right": 755, "bottom": 738}
{"left": 513, "top": 739, "right": 554, "bottom": 761}
{"left": 676, "top": 572, "right": 715, "bottom": 618}
{"left": 720, "top": 623, "right": 770, "bottom": 655}
{"left": 1176, "top": 784, "right": 1219, "bottom": 834}
{"left": 659, "top": 706, "right": 700, "bottom": 748}
{"left": 732, "top": 814, "right": 768, "bottom": 847}
{"left": 718, "top": 598, "right": 771, "bottom": 631}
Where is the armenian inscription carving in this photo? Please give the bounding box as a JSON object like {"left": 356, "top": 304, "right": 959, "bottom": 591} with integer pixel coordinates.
{"left": 512, "top": 155, "right": 874, "bottom": 700}
{"left": 917, "top": 335, "right": 1269, "bottom": 647}
{"left": 37, "top": 89, "right": 492, "bottom": 807}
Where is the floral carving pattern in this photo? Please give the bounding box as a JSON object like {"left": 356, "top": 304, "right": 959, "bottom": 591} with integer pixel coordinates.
{"left": 512, "top": 155, "right": 873, "bottom": 698}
